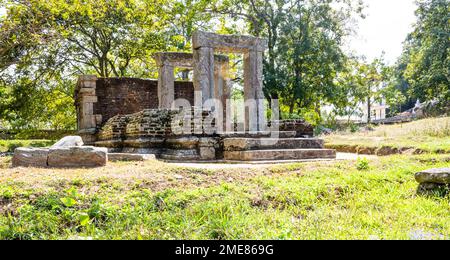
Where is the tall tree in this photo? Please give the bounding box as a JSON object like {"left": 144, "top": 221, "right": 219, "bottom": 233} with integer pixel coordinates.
{"left": 0, "top": 0, "right": 170, "bottom": 129}
{"left": 214, "top": 0, "right": 364, "bottom": 121}
{"left": 395, "top": 0, "right": 449, "bottom": 107}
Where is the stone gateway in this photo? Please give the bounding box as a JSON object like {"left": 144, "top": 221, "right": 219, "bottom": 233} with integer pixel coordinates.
{"left": 72, "top": 31, "right": 336, "bottom": 162}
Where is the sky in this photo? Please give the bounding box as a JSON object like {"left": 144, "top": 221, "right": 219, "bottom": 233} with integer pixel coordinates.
{"left": 0, "top": 0, "right": 418, "bottom": 64}
{"left": 345, "top": 0, "right": 418, "bottom": 65}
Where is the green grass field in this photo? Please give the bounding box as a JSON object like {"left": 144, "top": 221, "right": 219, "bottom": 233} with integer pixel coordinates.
{"left": 1, "top": 117, "right": 449, "bottom": 240}
{"left": 324, "top": 117, "right": 450, "bottom": 153}
{"left": 1, "top": 154, "right": 449, "bottom": 240}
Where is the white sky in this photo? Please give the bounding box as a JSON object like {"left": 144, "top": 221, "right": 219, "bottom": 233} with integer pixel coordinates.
{"left": 346, "top": 0, "right": 418, "bottom": 64}
{"left": 1, "top": 1, "right": 417, "bottom": 64}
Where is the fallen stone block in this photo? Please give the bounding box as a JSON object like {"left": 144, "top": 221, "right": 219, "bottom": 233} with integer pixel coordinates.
{"left": 415, "top": 168, "right": 450, "bottom": 184}
{"left": 48, "top": 146, "right": 108, "bottom": 168}
{"left": 12, "top": 148, "right": 49, "bottom": 168}
{"left": 51, "top": 136, "right": 84, "bottom": 148}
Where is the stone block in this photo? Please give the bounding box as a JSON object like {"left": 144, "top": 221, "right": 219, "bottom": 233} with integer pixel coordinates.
{"left": 108, "top": 153, "right": 156, "bottom": 162}
{"left": 12, "top": 148, "right": 49, "bottom": 168}
{"left": 48, "top": 146, "right": 108, "bottom": 168}
{"left": 224, "top": 149, "right": 336, "bottom": 161}
{"left": 415, "top": 168, "right": 450, "bottom": 184}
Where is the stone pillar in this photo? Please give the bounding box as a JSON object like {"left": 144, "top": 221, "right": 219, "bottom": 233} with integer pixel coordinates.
{"left": 193, "top": 47, "right": 215, "bottom": 107}
{"left": 244, "top": 50, "right": 265, "bottom": 132}
{"left": 157, "top": 64, "right": 175, "bottom": 108}
{"left": 214, "top": 61, "right": 231, "bottom": 132}
{"left": 75, "top": 75, "right": 101, "bottom": 144}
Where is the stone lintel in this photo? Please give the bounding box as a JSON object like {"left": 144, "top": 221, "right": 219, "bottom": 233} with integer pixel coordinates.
{"left": 192, "top": 31, "right": 268, "bottom": 53}
{"left": 154, "top": 52, "right": 229, "bottom": 69}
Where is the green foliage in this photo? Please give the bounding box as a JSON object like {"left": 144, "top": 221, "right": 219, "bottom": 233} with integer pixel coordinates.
{"left": 60, "top": 197, "right": 77, "bottom": 208}
{"left": 0, "top": 139, "right": 54, "bottom": 153}
{"left": 0, "top": 155, "right": 450, "bottom": 239}
{"left": 356, "top": 157, "right": 370, "bottom": 171}
{"left": 393, "top": 0, "right": 449, "bottom": 108}
{"left": 0, "top": 0, "right": 220, "bottom": 129}
{"left": 212, "top": 0, "right": 365, "bottom": 121}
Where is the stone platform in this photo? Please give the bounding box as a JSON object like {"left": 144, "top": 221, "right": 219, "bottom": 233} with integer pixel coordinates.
{"left": 223, "top": 137, "right": 336, "bottom": 161}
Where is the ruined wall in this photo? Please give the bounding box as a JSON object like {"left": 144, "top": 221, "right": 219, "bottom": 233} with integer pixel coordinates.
{"left": 97, "top": 108, "right": 216, "bottom": 141}
{"left": 271, "top": 120, "right": 314, "bottom": 137}
{"left": 93, "top": 78, "right": 194, "bottom": 125}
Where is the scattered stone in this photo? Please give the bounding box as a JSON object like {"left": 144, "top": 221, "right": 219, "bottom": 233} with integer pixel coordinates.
{"left": 12, "top": 148, "right": 49, "bottom": 168}
{"left": 174, "top": 174, "right": 184, "bottom": 180}
{"left": 51, "top": 136, "right": 84, "bottom": 148}
{"left": 376, "top": 146, "right": 399, "bottom": 156}
{"left": 415, "top": 168, "right": 450, "bottom": 195}
{"left": 48, "top": 146, "right": 108, "bottom": 168}
{"left": 415, "top": 168, "right": 450, "bottom": 184}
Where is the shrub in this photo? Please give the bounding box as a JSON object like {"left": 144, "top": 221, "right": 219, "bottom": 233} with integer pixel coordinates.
{"left": 356, "top": 157, "right": 370, "bottom": 171}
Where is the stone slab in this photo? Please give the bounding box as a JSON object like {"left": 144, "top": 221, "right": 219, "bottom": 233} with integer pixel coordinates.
{"left": 108, "top": 153, "right": 156, "bottom": 162}
{"left": 48, "top": 146, "right": 108, "bottom": 168}
{"left": 159, "top": 149, "right": 200, "bottom": 161}
{"left": 415, "top": 168, "right": 450, "bottom": 184}
{"left": 224, "top": 149, "right": 337, "bottom": 161}
{"left": 12, "top": 148, "right": 49, "bottom": 168}
{"left": 223, "top": 138, "right": 324, "bottom": 151}
{"left": 219, "top": 131, "right": 297, "bottom": 138}
{"left": 192, "top": 31, "right": 268, "bottom": 53}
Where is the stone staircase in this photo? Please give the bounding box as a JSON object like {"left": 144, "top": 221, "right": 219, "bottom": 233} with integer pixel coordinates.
{"left": 223, "top": 137, "right": 336, "bottom": 161}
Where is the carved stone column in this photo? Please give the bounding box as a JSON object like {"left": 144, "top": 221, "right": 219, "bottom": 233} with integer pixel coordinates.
{"left": 75, "top": 75, "right": 102, "bottom": 144}
{"left": 244, "top": 50, "right": 266, "bottom": 132}
{"left": 193, "top": 47, "right": 215, "bottom": 107}
{"left": 157, "top": 64, "right": 175, "bottom": 108}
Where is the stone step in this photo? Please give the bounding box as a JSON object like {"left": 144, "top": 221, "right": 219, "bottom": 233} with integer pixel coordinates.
{"left": 224, "top": 149, "right": 336, "bottom": 161}
{"left": 219, "top": 131, "right": 297, "bottom": 138}
{"left": 159, "top": 149, "right": 200, "bottom": 161}
{"left": 108, "top": 153, "right": 156, "bottom": 162}
{"left": 224, "top": 138, "right": 324, "bottom": 151}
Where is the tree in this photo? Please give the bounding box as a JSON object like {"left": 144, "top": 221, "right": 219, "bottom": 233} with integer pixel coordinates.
{"left": 0, "top": 0, "right": 173, "bottom": 129}
{"left": 213, "top": 0, "right": 364, "bottom": 122}
{"left": 394, "top": 0, "right": 449, "bottom": 108}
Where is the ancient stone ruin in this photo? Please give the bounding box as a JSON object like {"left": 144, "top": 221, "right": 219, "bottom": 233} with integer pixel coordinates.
{"left": 69, "top": 31, "right": 336, "bottom": 163}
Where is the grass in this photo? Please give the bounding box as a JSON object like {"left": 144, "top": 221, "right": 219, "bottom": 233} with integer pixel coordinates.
{"left": 0, "top": 140, "right": 55, "bottom": 153}
{"left": 324, "top": 117, "right": 450, "bottom": 153}
{"left": 1, "top": 154, "right": 449, "bottom": 240}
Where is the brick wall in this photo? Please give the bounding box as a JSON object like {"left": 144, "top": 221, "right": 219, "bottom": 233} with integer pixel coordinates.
{"left": 94, "top": 78, "right": 194, "bottom": 125}
{"left": 98, "top": 108, "right": 216, "bottom": 141}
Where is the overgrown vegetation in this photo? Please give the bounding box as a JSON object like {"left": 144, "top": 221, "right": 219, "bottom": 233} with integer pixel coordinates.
{"left": 0, "top": 139, "right": 54, "bottom": 153}
{"left": 0, "top": 154, "right": 449, "bottom": 239}
{"left": 324, "top": 117, "right": 450, "bottom": 153}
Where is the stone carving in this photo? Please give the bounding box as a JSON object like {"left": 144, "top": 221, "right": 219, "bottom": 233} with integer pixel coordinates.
{"left": 51, "top": 136, "right": 84, "bottom": 148}
{"left": 74, "top": 75, "right": 102, "bottom": 144}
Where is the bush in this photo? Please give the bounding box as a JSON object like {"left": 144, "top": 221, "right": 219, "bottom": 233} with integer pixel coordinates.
{"left": 356, "top": 157, "right": 370, "bottom": 171}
